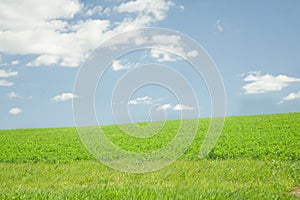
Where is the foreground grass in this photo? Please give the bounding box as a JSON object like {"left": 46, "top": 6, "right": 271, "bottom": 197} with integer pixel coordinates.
{"left": 1, "top": 159, "right": 299, "bottom": 199}
{"left": 0, "top": 113, "right": 299, "bottom": 199}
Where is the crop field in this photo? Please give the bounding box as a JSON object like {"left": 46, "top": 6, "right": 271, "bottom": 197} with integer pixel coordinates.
{"left": 0, "top": 113, "right": 299, "bottom": 199}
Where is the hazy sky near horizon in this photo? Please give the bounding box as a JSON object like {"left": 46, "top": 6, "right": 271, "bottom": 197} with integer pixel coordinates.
{"left": 1, "top": 0, "right": 300, "bottom": 129}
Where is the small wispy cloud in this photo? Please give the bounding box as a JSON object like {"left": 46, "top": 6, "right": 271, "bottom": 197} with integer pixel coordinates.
{"left": 0, "top": 69, "right": 18, "bottom": 78}
{"left": 150, "top": 48, "right": 198, "bottom": 62}
{"left": 278, "top": 91, "right": 300, "bottom": 104}
{"left": 6, "top": 92, "right": 32, "bottom": 100}
{"left": 178, "top": 5, "right": 184, "bottom": 12}
{"left": 216, "top": 19, "right": 223, "bottom": 33}
{"left": 86, "top": 5, "right": 103, "bottom": 16}
{"left": 156, "top": 103, "right": 172, "bottom": 111}
{"left": 51, "top": 92, "right": 78, "bottom": 103}
{"left": 112, "top": 59, "right": 131, "bottom": 71}
{"left": 150, "top": 49, "right": 177, "bottom": 62}
{"left": 173, "top": 104, "right": 195, "bottom": 111}
{"left": 10, "top": 60, "right": 20, "bottom": 66}
{"left": 0, "top": 79, "right": 14, "bottom": 87}
{"left": 9, "top": 107, "right": 22, "bottom": 115}
{"left": 0, "top": 60, "right": 20, "bottom": 66}
{"left": 242, "top": 71, "right": 300, "bottom": 94}
{"left": 128, "top": 96, "right": 152, "bottom": 105}
{"left": 7, "top": 92, "right": 21, "bottom": 99}
{"left": 157, "top": 103, "right": 195, "bottom": 111}
{"left": 0, "top": 69, "right": 18, "bottom": 87}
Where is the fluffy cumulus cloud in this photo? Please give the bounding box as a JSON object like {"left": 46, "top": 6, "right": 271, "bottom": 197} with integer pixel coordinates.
{"left": 51, "top": 92, "right": 78, "bottom": 102}
{"left": 242, "top": 71, "right": 300, "bottom": 94}
{"left": 9, "top": 107, "right": 22, "bottom": 115}
{"left": 0, "top": 0, "right": 175, "bottom": 68}
{"left": 278, "top": 91, "right": 300, "bottom": 104}
{"left": 157, "top": 103, "right": 194, "bottom": 111}
{"left": 128, "top": 96, "right": 152, "bottom": 105}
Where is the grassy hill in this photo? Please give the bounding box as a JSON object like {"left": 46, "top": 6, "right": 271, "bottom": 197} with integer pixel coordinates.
{"left": 0, "top": 113, "right": 299, "bottom": 199}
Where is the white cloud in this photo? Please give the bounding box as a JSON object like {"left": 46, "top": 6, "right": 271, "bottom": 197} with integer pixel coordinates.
{"left": 9, "top": 107, "right": 22, "bottom": 115}
{"left": 112, "top": 60, "right": 131, "bottom": 71}
{"left": 148, "top": 35, "right": 199, "bottom": 62}
{"left": 173, "top": 104, "right": 194, "bottom": 111}
{"left": 278, "top": 91, "right": 300, "bottom": 104}
{"left": 10, "top": 60, "right": 20, "bottom": 66}
{"left": 152, "top": 35, "right": 198, "bottom": 57}
{"left": 0, "top": 0, "right": 175, "bottom": 68}
{"left": 0, "top": 69, "right": 18, "bottom": 87}
{"left": 7, "top": 92, "right": 21, "bottom": 99}
{"left": 27, "top": 54, "right": 60, "bottom": 67}
{"left": 85, "top": 5, "right": 110, "bottom": 17}
{"left": 0, "top": 0, "right": 82, "bottom": 30}
{"left": 150, "top": 47, "right": 198, "bottom": 62}
{"left": 128, "top": 96, "right": 152, "bottom": 105}
{"left": 103, "top": 8, "right": 111, "bottom": 16}
{"left": 178, "top": 5, "right": 184, "bottom": 12}
{"left": 157, "top": 103, "right": 195, "bottom": 111}
{"left": 0, "top": 69, "right": 18, "bottom": 78}
{"left": 150, "top": 49, "right": 177, "bottom": 62}
{"left": 216, "top": 19, "right": 223, "bottom": 32}
{"left": 0, "top": 60, "right": 20, "bottom": 66}
{"left": 0, "top": 79, "right": 14, "bottom": 87}
{"left": 151, "top": 34, "right": 181, "bottom": 44}
{"left": 114, "top": 0, "right": 174, "bottom": 22}
{"left": 6, "top": 91, "right": 31, "bottom": 99}
{"left": 243, "top": 71, "right": 300, "bottom": 94}
{"left": 157, "top": 103, "right": 172, "bottom": 111}
{"left": 187, "top": 50, "right": 198, "bottom": 57}
{"left": 86, "top": 5, "right": 103, "bottom": 16}
{"left": 51, "top": 92, "right": 78, "bottom": 102}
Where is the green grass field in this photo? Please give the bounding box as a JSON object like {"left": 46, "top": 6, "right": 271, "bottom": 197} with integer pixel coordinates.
{"left": 0, "top": 113, "right": 299, "bottom": 199}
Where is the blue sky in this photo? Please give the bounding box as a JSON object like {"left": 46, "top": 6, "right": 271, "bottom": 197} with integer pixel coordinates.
{"left": 0, "top": 0, "right": 300, "bottom": 129}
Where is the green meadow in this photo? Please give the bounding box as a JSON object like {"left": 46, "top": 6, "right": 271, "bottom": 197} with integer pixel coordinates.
{"left": 0, "top": 113, "right": 299, "bottom": 199}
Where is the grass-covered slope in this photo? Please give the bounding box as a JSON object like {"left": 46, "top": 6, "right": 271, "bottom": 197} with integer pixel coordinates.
{"left": 0, "top": 113, "right": 299, "bottom": 199}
